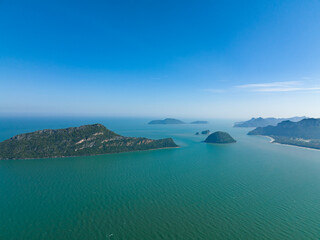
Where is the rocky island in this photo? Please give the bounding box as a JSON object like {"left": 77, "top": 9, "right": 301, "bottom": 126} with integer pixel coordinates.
{"left": 234, "top": 116, "right": 306, "bottom": 128}
{"left": 148, "top": 118, "right": 185, "bottom": 124}
{"left": 195, "top": 130, "right": 210, "bottom": 135}
{"left": 201, "top": 130, "right": 210, "bottom": 135}
{"left": 0, "top": 124, "right": 178, "bottom": 160}
{"left": 248, "top": 118, "right": 320, "bottom": 150}
{"left": 204, "top": 131, "right": 236, "bottom": 144}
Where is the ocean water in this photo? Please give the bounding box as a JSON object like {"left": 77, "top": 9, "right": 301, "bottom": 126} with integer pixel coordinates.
{"left": 1, "top": 117, "right": 320, "bottom": 240}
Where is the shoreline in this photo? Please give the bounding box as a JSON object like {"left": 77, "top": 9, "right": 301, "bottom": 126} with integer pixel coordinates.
{"left": 265, "top": 136, "right": 275, "bottom": 143}
{"left": 262, "top": 136, "right": 320, "bottom": 152}
{"left": 0, "top": 146, "right": 180, "bottom": 161}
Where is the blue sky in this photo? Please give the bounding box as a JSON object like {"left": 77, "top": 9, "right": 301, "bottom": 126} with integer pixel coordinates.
{"left": 1, "top": 0, "right": 320, "bottom": 118}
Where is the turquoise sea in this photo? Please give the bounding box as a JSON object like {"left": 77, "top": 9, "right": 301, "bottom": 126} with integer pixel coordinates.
{"left": 1, "top": 117, "right": 320, "bottom": 240}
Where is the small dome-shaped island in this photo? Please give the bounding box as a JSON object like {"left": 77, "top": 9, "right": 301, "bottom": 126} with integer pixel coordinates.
{"left": 204, "top": 131, "right": 236, "bottom": 144}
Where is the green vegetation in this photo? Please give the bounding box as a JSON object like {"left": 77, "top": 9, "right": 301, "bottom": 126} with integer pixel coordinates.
{"left": 148, "top": 118, "right": 185, "bottom": 124}
{"left": 248, "top": 118, "right": 320, "bottom": 149}
{"left": 272, "top": 136, "right": 320, "bottom": 149}
{"left": 0, "top": 124, "right": 178, "bottom": 160}
{"left": 204, "top": 131, "right": 236, "bottom": 144}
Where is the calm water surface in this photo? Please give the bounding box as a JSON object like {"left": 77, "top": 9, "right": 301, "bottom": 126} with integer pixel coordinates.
{"left": 1, "top": 117, "right": 320, "bottom": 239}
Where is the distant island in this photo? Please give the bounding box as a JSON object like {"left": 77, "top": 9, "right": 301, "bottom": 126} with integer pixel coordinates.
{"left": 195, "top": 130, "right": 210, "bottom": 135}
{"left": 234, "top": 116, "right": 306, "bottom": 128}
{"left": 248, "top": 118, "right": 320, "bottom": 150}
{"left": 190, "top": 121, "right": 208, "bottom": 124}
{"left": 148, "top": 118, "right": 185, "bottom": 124}
{"left": 0, "top": 124, "right": 178, "bottom": 160}
{"left": 148, "top": 119, "right": 209, "bottom": 125}
{"left": 204, "top": 131, "right": 236, "bottom": 144}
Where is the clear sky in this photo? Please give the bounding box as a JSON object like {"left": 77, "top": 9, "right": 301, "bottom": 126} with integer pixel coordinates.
{"left": 1, "top": 0, "right": 320, "bottom": 119}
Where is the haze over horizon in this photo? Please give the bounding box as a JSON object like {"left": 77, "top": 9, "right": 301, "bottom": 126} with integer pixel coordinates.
{"left": 1, "top": 0, "right": 320, "bottom": 118}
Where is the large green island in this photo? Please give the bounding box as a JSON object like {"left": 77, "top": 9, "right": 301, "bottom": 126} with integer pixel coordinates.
{"left": 248, "top": 118, "right": 320, "bottom": 150}
{"left": 0, "top": 124, "right": 178, "bottom": 160}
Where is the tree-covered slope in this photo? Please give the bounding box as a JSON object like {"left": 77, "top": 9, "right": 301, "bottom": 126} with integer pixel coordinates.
{"left": 204, "top": 131, "right": 236, "bottom": 144}
{"left": 248, "top": 118, "right": 320, "bottom": 139}
{"left": 248, "top": 118, "right": 320, "bottom": 149}
{"left": 0, "top": 124, "right": 178, "bottom": 160}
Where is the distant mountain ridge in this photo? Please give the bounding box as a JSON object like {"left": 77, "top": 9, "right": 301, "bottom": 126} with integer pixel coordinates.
{"left": 234, "top": 116, "right": 306, "bottom": 128}
{"left": 248, "top": 118, "right": 320, "bottom": 149}
{"left": 248, "top": 118, "right": 320, "bottom": 139}
{"left": 0, "top": 124, "right": 178, "bottom": 160}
